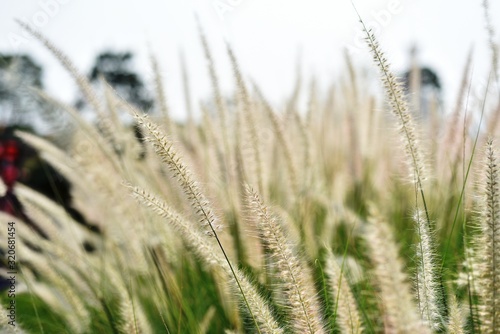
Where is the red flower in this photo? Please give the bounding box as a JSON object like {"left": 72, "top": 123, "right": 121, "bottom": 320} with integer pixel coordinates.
{"left": 1, "top": 164, "right": 19, "bottom": 188}
{"left": 2, "top": 140, "right": 20, "bottom": 162}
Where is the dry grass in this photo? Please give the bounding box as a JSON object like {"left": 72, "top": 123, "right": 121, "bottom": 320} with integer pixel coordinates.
{"left": 0, "top": 10, "right": 499, "bottom": 334}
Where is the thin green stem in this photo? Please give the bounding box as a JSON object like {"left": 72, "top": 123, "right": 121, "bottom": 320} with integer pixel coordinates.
{"left": 442, "top": 70, "right": 490, "bottom": 272}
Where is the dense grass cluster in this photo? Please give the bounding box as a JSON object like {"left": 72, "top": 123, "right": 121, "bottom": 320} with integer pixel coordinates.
{"left": 1, "top": 10, "right": 500, "bottom": 334}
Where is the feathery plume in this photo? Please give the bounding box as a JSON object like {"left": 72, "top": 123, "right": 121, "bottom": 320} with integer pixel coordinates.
{"left": 444, "top": 49, "right": 473, "bottom": 153}
{"left": 356, "top": 13, "right": 429, "bottom": 222}
{"left": 325, "top": 249, "right": 363, "bottom": 334}
{"left": 27, "top": 89, "right": 123, "bottom": 173}
{"left": 197, "top": 19, "right": 231, "bottom": 160}
{"left": 245, "top": 185, "right": 325, "bottom": 334}
{"left": 179, "top": 50, "right": 194, "bottom": 128}
{"left": 133, "top": 111, "right": 222, "bottom": 235}
{"left": 413, "top": 210, "right": 444, "bottom": 330}
{"left": 150, "top": 54, "right": 173, "bottom": 134}
{"left": 446, "top": 293, "right": 465, "bottom": 334}
{"left": 0, "top": 308, "right": 26, "bottom": 333}
{"left": 116, "top": 281, "right": 153, "bottom": 334}
{"left": 364, "top": 211, "right": 430, "bottom": 333}
{"left": 482, "top": 0, "right": 499, "bottom": 83}
{"left": 228, "top": 46, "right": 265, "bottom": 196}
{"left": 475, "top": 139, "right": 500, "bottom": 333}
{"left": 253, "top": 85, "right": 298, "bottom": 195}
{"left": 16, "top": 21, "right": 105, "bottom": 119}
{"left": 130, "top": 186, "right": 284, "bottom": 334}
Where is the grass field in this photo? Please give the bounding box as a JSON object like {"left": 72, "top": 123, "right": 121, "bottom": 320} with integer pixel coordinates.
{"left": 1, "top": 5, "right": 500, "bottom": 333}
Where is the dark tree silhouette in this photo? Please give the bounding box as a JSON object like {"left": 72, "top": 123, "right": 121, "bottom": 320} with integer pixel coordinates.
{"left": 0, "top": 54, "right": 49, "bottom": 127}
{"left": 403, "top": 66, "right": 442, "bottom": 92}
{"left": 78, "top": 51, "right": 153, "bottom": 111}
{"left": 402, "top": 66, "right": 443, "bottom": 119}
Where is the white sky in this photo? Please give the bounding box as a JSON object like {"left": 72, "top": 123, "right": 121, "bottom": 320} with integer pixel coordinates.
{"left": 1, "top": 0, "right": 499, "bottom": 120}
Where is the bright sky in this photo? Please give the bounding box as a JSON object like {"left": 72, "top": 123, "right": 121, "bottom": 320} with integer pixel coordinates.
{"left": 1, "top": 0, "right": 499, "bottom": 120}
